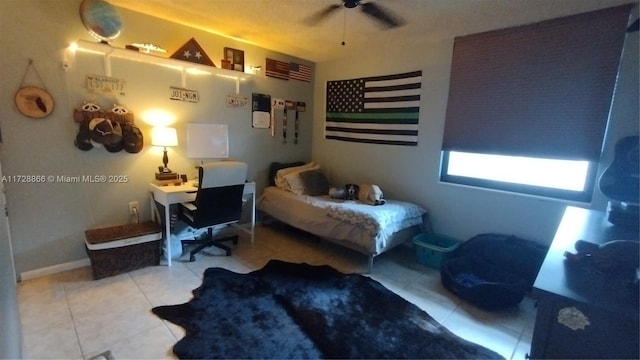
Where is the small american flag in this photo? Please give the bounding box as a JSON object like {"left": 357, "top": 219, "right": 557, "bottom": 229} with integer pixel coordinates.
{"left": 289, "top": 62, "right": 312, "bottom": 82}
{"left": 265, "top": 58, "right": 289, "bottom": 80}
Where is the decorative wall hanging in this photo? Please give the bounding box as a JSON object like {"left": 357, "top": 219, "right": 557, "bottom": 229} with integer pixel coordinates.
{"left": 170, "top": 38, "right": 215, "bottom": 67}
{"left": 169, "top": 87, "right": 199, "bottom": 103}
{"left": 251, "top": 93, "right": 271, "bottom": 129}
{"left": 283, "top": 101, "right": 295, "bottom": 143}
{"left": 226, "top": 94, "right": 248, "bottom": 108}
{"left": 270, "top": 98, "right": 285, "bottom": 137}
{"left": 289, "top": 62, "right": 312, "bottom": 82}
{"left": 86, "top": 74, "right": 126, "bottom": 96}
{"left": 265, "top": 58, "right": 289, "bottom": 80}
{"left": 14, "top": 59, "right": 54, "bottom": 119}
{"left": 294, "top": 102, "right": 306, "bottom": 145}
{"left": 79, "top": 0, "right": 123, "bottom": 43}
{"left": 325, "top": 70, "right": 422, "bottom": 146}
{"left": 223, "top": 47, "right": 245, "bottom": 72}
{"left": 73, "top": 102, "right": 143, "bottom": 153}
{"left": 126, "top": 42, "right": 166, "bottom": 54}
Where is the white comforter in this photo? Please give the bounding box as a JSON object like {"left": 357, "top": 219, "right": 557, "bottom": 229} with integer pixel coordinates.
{"left": 258, "top": 186, "right": 426, "bottom": 254}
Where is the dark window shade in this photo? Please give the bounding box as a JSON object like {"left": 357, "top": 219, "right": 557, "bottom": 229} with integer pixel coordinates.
{"left": 442, "top": 5, "right": 632, "bottom": 161}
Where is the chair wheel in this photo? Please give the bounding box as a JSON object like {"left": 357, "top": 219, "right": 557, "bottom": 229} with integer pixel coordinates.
{"left": 189, "top": 255, "right": 196, "bottom": 262}
{"left": 225, "top": 249, "right": 231, "bottom": 256}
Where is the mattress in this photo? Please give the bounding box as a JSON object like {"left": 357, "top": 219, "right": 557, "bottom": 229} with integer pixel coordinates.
{"left": 258, "top": 186, "right": 426, "bottom": 255}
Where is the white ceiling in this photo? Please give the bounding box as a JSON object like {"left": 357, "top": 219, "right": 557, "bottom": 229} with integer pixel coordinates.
{"left": 109, "top": 0, "right": 636, "bottom": 63}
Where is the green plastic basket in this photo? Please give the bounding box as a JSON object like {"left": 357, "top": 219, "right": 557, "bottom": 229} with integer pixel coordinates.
{"left": 413, "top": 233, "right": 460, "bottom": 269}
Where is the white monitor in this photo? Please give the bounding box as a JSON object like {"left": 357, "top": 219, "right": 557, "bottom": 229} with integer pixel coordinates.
{"left": 186, "top": 123, "right": 229, "bottom": 159}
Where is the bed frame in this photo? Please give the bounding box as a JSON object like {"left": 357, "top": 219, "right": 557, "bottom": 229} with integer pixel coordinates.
{"left": 258, "top": 162, "right": 427, "bottom": 272}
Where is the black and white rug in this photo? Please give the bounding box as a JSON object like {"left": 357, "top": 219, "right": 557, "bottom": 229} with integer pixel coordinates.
{"left": 152, "top": 260, "right": 503, "bottom": 359}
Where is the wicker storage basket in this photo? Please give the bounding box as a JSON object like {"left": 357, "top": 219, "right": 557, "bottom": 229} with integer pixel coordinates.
{"left": 85, "top": 221, "right": 162, "bottom": 279}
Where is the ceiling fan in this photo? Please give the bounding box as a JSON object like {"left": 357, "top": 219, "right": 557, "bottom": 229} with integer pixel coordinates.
{"left": 305, "top": 0, "right": 405, "bottom": 29}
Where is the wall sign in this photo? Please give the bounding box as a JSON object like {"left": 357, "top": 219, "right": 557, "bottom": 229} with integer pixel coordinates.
{"left": 86, "top": 74, "right": 126, "bottom": 96}
{"left": 226, "top": 94, "right": 248, "bottom": 108}
{"left": 170, "top": 86, "right": 199, "bottom": 103}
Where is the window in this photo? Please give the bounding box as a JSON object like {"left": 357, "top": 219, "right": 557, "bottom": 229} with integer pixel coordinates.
{"left": 440, "top": 5, "right": 632, "bottom": 202}
{"left": 441, "top": 151, "right": 597, "bottom": 202}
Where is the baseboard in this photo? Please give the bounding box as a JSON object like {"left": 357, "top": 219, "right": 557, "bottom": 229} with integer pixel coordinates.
{"left": 19, "top": 258, "right": 91, "bottom": 281}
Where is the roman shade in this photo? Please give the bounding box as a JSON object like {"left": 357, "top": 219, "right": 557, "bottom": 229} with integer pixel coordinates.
{"left": 442, "top": 5, "right": 633, "bottom": 161}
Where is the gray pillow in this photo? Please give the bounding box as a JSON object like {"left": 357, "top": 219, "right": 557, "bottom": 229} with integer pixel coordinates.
{"left": 299, "top": 170, "right": 330, "bottom": 196}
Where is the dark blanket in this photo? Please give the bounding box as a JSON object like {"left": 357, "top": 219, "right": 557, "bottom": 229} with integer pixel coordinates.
{"left": 152, "top": 260, "right": 503, "bottom": 359}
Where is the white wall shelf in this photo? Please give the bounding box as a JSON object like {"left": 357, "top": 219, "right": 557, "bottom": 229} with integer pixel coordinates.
{"left": 68, "top": 39, "right": 251, "bottom": 93}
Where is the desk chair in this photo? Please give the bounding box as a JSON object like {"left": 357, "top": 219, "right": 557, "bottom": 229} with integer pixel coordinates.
{"left": 179, "top": 161, "right": 248, "bottom": 261}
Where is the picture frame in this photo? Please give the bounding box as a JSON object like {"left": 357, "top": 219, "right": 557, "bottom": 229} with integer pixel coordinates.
{"left": 224, "top": 47, "right": 244, "bottom": 72}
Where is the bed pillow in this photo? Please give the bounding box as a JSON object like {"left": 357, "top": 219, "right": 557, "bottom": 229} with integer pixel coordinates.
{"left": 268, "top": 161, "right": 305, "bottom": 186}
{"left": 282, "top": 164, "right": 320, "bottom": 194}
{"left": 299, "top": 170, "right": 330, "bottom": 196}
{"left": 275, "top": 162, "right": 316, "bottom": 189}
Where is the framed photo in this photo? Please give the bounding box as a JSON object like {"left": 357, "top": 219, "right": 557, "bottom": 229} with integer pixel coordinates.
{"left": 224, "top": 47, "right": 244, "bottom": 72}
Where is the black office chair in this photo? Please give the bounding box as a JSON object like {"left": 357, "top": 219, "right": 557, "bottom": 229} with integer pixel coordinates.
{"left": 179, "top": 161, "right": 248, "bottom": 262}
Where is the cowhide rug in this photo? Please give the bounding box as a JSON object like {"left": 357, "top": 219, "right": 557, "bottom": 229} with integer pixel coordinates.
{"left": 152, "top": 260, "right": 503, "bottom": 359}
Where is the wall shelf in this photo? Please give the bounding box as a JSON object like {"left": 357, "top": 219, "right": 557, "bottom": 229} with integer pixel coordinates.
{"left": 68, "top": 39, "right": 251, "bottom": 93}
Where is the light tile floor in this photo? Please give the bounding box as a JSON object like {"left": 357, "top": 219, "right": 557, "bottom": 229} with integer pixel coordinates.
{"left": 18, "top": 224, "right": 536, "bottom": 359}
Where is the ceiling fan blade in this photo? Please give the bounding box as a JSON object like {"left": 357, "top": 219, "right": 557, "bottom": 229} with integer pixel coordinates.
{"left": 304, "top": 4, "right": 342, "bottom": 26}
{"left": 360, "top": 2, "right": 404, "bottom": 28}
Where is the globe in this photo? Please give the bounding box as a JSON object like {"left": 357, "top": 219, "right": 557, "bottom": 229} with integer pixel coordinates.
{"left": 79, "top": 0, "right": 123, "bottom": 42}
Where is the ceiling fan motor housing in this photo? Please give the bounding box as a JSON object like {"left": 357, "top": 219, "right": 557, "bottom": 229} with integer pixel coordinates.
{"left": 344, "top": 0, "right": 360, "bottom": 9}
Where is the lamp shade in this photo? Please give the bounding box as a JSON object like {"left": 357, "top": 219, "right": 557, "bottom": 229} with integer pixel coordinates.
{"left": 151, "top": 127, "right": 178, "bottom": 147}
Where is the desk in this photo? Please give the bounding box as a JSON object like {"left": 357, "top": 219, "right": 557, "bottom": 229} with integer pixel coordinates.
{"left": 149, "top": 181, "right": 256, "bottom": 266}
{"left": 530, "top": 206, "right": 639, "bottom": 359}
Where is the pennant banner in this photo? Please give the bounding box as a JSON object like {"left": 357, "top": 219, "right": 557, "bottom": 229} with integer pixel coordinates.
{"left": 265, "top": 58, "right": 289, "bottom": 80}
{"left": 325, "top": 71, "right": 422, "bottom": 146}
{"left": 289, "top": 62, "right": 312, "bottom": 82}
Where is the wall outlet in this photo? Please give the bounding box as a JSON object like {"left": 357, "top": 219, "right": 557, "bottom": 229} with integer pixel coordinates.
{"left": 128, "top": 201, "right": 139, "bottom": 215}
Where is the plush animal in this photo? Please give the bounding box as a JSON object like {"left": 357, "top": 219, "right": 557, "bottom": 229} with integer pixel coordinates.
{"left": 329, "top": 186, "right": 346, "bottom": 199}
{"left": 358, "top": 184, "right": 386, "bottom": 205}
{"left": 330, "top": 183, "right": 386, "bottom": 205}
{"left": 73, "top": 101, "right": 101, "bottom": 123}
{"left": 73, "top": 102, "right": 138, "bottom": 152}
{"left": 345, "top": 184, "right": 359, "bottom": 200}
{"left": 564, "top": 239, "right": 639, "bottom": 279}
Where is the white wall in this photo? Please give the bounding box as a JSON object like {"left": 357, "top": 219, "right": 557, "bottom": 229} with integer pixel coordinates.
{"left": 313, "top": 18, "right": 639, "bottom": 245}
{"left": 0, "top": 0, "right": 314, "bottom": 275}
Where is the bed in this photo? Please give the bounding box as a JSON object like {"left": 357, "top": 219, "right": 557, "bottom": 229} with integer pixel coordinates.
{"left": 258, "top": 162, "right": 428, "bottom": 272}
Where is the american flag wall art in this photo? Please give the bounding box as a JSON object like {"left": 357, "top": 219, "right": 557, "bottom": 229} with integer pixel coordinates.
{"left": 325, "top": 71, "right": 422, "bottom": 146}
{"left": 289, "top": 62, "right": 312, "bottom": 82}
{"left": 265, "top": 58, "right": 290, "bottom": 80}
